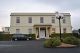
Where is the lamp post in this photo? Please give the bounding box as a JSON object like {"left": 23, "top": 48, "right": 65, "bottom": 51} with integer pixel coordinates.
{"left": 55, "top": 12, "right": 64, "bottom": 42}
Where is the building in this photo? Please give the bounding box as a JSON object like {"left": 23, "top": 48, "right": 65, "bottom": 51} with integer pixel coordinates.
{"left": 10, "top": 12, "right": 72, "bottom": 39}
{"left": 1, "top": 27, "right": 10, "bottom": 34}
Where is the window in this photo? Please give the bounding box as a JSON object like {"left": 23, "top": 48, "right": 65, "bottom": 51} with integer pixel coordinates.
{"left": 16, "top": 29, "right": 20, "bottom": 34}
{"left": 40, "top": 17, "right": 44, "bottom": 23}
{"left": 28, "top": 17, "right": 32, "bottom": 23}
{"left": 52, "top": 28, "right": 56, "bottom": 33}
{"left": 63, "top": 28, "right": 66, "bottom": 33}
{"left": 16, "top": 17, "right": 20, "bottom": 23}
{"left": 63, "top": 18, "right": 66, "bottom": 23}
{"left": 8, "top": 28, "right": 9, "bottom": 31}
{"left": 28, "top": 29, "right": 32, "bottom": 34}
{"left": 52, "top": 17, "right": 55, "bottom": 23}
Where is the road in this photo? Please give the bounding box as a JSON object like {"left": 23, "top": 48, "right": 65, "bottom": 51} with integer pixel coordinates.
{"left": 0, "top": 40, "right": 80, "bottom": 53}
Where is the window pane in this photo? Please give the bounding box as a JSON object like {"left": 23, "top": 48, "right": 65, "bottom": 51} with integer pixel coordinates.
{"left": 16, "top": 17, "right": 20, "bottom": 23}
{"left": 52, "top": 17, "right": 55, "bottom": 23}
{"left": 16, "top": 29, "right": 20, "bottom": 34}
{"left": 63, "top": 28, "right": 66, "bottom": 33}
{"left": 28, "top": 29, "right": 32, "bottom": 34}
{"left": 40, "top": 17, "right": 44, "bottom": 23}
{"left": 63, "top": 18, "right": 66, "bottom": 23}
{"left": 52, "top": 28, "right": 56, "bottom": 33}
{"left": 28, "top": 17, "right": 32, "bottom": 23}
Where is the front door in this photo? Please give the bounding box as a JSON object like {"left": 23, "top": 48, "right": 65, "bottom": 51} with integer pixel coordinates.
{"left": 39, "top": 30, "right": 45, "bottom": 38}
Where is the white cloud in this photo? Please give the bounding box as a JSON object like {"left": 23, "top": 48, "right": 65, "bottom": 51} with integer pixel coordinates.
{"left": 0, "top": 0, "right": 80, "bottom": 31}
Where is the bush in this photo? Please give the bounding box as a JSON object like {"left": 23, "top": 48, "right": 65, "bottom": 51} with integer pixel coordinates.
{"left": 50, "top": 33, "right": 73, "bottom": 38}
{"left": 26, "top": 34, "right": 36, "bottom": 40}
{"left": 51, "top": 37, "right": 61, "bottom": 47}
{"left": 44, "top": 37, "right": 61, "bottom": 48}
{"left": 0, "top": 34, "right": 12, "bottom": 41}
{"left": 44, "top": 39, "right": 52, "bottom": 48}
{"left": 63, "top": 36, "right": 80, "bottom": 45}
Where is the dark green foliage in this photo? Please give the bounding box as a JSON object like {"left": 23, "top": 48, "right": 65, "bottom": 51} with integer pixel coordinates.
{"left": 63, "top": 36, "right": 80, "bottom": 45}
{"left": 26, "top": 34, "right": 36, "bottom": 40}
{"left": 44, "top": 37, "right": 61, "bottom": 48}
{"left": 51, "top": 37, "right": 61, "bottom": 47}
{"left": 44, "top": 39, "right": 52, "bottom": 48}
{"left": 79, "top": 29, "right": 80, "bottom": 33}
{"left": 0, "top": 34, "right": 36, "bottom": 41}
{"left": 0, "top": 34, "right": 13, "bottom": 41}
{"left": 50, "top": 33, "right": 73, "bottom": 38}
{"left": 50, "top": 33, "right": 80, "bottom": 39}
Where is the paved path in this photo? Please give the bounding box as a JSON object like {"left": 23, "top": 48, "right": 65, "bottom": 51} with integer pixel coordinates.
{"left": 0, "top": 40, "right": 80, "bottom": 53}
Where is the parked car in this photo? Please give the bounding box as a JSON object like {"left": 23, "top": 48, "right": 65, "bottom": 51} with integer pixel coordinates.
{"left": 12, "top": 34, "right": 28, "bottom": 41}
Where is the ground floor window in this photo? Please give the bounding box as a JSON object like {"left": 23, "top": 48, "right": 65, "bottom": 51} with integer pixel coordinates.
{"left": 16, "top": 29, "right": 20, "bottom": 34}
{"left": 63, "top": 28, "right": 66, "bottom": 33}
{"left": 52, "top": 28, "right": 56, "bottom": 33}
{"left": 28, "top": 29, "right": 32, "bottom": 34}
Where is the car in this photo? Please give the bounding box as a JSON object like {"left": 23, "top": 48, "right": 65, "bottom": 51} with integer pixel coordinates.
{"left": 12, "top": 34, "right": 28, "bottom": 41}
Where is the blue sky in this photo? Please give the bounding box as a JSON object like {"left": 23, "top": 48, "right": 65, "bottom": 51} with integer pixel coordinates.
{"left": 0, "top": 0, "right": 80, "bottom": 31}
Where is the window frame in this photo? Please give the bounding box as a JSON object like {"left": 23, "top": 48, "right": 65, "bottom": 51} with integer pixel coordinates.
{"left": 16, "top": 17, "right": 20, "bottom": 23}
{"left": 28, "top": 29, "right": 32, "bottom": 34}
{"left": 63, "top": 28, "right": 66, "bottom": 33}
{"left": 52, "top": 17, "right": 55, "bottom": 23}
{"left": 63, "top": 18, "right": 66, "bottom": 23}
{"left": 40, "top": 17, "right": 44, "bottom": 23}
{"left": 28, "top": 17, "right": 32, "bottom": 23}
{"left": 16, "top": 29, "right": 20, "bottom": 34}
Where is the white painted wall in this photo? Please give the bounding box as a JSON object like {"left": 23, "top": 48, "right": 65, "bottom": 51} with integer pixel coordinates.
{"left": 10, "top": 13, "right": 72, "bottom": 34}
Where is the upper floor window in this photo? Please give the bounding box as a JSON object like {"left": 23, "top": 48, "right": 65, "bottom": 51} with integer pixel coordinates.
{"left": 52, "top": 17, "right": 55, "bottom": 23}
{"left": 63, "top": 18, "right": 66, "bottom": 23}
{"left": 28, "top": 17, "right": 32, "bottom": 23}
{"left": 16, "top": 17, "right": 20, "bottom": 23}
{"left": 16, "top": 29, "right": 20, "bottom": 34}
{"left": 8, "top": 28, "right": 9, "bottom": 31}
{"left": 63, "top": 28, "right": 66, "bottom": 33}
{"left": 40, "top": 17, "right": 44, "bottom": 23}
{"left": 28, "top": 29, "right": 32, "bottom": 34}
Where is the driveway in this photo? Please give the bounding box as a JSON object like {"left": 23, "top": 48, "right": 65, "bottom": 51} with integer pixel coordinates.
{"left": 0, "top": 40, "right": 80, "bottom": 53}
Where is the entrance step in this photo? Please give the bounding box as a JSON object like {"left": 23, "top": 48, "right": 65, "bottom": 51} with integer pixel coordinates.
{"left": 38, "top": 38, "right": 45, "bottom": 41}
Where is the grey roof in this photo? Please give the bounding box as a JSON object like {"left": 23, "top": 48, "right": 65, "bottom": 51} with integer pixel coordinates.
{"left": 10, "top": 13, "right": 70, "bottom": 16}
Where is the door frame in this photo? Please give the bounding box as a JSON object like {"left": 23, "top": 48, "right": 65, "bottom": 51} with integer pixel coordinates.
{"left": 39, "top": 29, "right": 46, "bottom": 38}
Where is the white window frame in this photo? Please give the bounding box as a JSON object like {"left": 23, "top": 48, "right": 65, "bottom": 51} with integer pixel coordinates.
{"left": 52, "top": 17, "right": 55, "bottom": 23}
{"left": 28, "top": 17, "right": 32, "bottom": 23}
{"left": 28, "top": 29, "right": 32, "bottom": 34}
{"left": 16, "top": 29, "right": 20, "bottom": 34}
{"left": 40, "top": 17, "right": 44, "bottom": 23}
{"left": 16, "top": 17, "right": 20, "bottom": 23}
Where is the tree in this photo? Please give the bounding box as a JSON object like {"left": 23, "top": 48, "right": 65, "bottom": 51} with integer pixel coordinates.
{"left": 78, "top": 29, "right": 80, "bottom": 33}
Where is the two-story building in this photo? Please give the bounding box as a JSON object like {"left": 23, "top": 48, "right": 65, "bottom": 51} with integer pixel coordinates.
{"left": 10, "top": 12, "right": 72, "bottom": 39}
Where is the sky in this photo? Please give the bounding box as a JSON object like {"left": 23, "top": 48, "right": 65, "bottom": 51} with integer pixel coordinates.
{"left": 0, "top": 0, "right": 80, "bottom": 31}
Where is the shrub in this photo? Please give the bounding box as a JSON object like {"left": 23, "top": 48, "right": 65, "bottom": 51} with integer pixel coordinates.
{"left": 0, "top": 34, "right": 12, "bottom": 41}
{"left": 44, "top": 37, "right": 61, "bottom": 48}
{"left": 63, "top": 36, "right": 80, "bottom": 45}
{"left": 51, "top": 37, "right": 61, "bottom": 47}
{"left": 44, "top": 39, "right": 52, "bottom": 48}
{"left": 30, "top": 34, "right": 36, "bottom": 40}
{"left": 26, "top": 34, "right": 36, "bottom": 40}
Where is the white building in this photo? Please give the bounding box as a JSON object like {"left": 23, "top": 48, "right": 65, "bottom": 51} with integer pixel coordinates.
{"left": 2, "top": 27, "right": 10, "bottom": 34}
{"left": 10, "top": 12, "right": 72, "bottom": 39}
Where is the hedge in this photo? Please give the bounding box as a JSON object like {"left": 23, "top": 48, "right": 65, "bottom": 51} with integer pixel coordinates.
{"left": 50, "top": 33, "right": 80, "bottom": 38}
{"left": 25, "top": 34, "right": 36, "bottom": 40}
{"left": 44, "top": 37, "right": 61, "bottom": 48}
{"left": 0, "top": 34, "right": 36, "bottom": 41}
{"left": 63, "top": 36, "right": 80, "bottom": 45}
{"left": 0, "top": 34, "right": 13, "bottom": 41}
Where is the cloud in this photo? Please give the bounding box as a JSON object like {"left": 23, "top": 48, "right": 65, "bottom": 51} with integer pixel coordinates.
{"left": 0, "top": 0, "right": 80, "bottom": 31}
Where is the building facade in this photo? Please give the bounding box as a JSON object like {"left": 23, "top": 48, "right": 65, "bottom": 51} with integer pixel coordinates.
{"left": 2, "top": 27, "right": 10, "bottom": 34}
{"left": 10, "top": 12, "right": 72, "bottom": 39}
